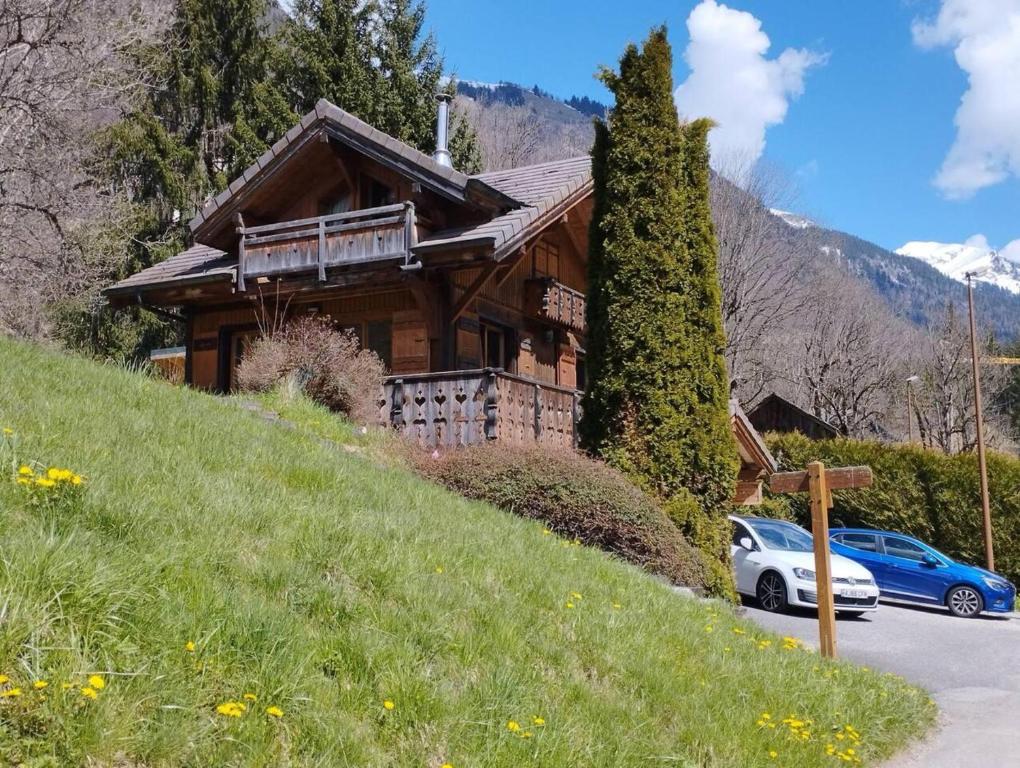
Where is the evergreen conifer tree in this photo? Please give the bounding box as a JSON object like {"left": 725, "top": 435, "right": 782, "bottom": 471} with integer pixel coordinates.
{"left": 581, "top": 27, "right": 738, "bottom": 593}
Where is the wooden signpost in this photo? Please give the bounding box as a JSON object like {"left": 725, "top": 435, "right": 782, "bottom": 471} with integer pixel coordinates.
{"left": 768, "top": 462, "right": 874, "bottom": 659}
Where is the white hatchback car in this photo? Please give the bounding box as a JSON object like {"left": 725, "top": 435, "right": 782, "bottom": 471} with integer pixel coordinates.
{"left": 729, "top": 515, "right": 880, "bottom": 617}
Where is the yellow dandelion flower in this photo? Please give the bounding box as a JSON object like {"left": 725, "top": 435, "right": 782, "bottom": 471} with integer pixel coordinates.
{"left": 570, "top": 592, "right": 582, "bottom": 600}
{"left": 266, "top": 705, "right": 284, "bottom": 718}
{"left": 185, "top": 640, "right": 196, "bottom": 652}
{"left": 2, "top": 427, "right": 12, "bottom": 435}
{"left": 522, "top": 731, "right": 533, "bottom": 738}
{"left": 768, "top": 750, "right": 778, "bottom": 759}
{"left": 33, "top": 680, "right": 48, "bottom": 690}
{"left": 435, "top": 566, "right": 444, "bottom": 574}
{"left": 612, "top": 602, "right": 622, "bottom": 609}
{"left": 565, "top": 601, "right": 575, "bottom": 609}
{"left": 732, "top": 627, "right": 746, "bottom": 635}
{"left": 61, "top": 682, "right": 73, "bottom": 690}
{"left": 383, "top": 699, "right": 395, "bottom": 710}
{"left": 532, "top": 716, "right": 545, "bottom": 726}
{"left": 442, "top": 764, "right": 454, "bottom": 768}
{"left": 507, "top": 720, "right": 520, "bottom": 732}
{"left": 542, "top": 528, "right": 551, "bottom": 535}
{"left": 0, "top": 675, "right": 8, "bottom": 684}
{"left": 1, "top": 688, "right": 22, "bottom": 698}
{"left": 15, "top": 478, "right": 29, "bottom": 485}
{"left": 88, "top": 675, "right": 105, "bottom": 690}
{"left": 243, "top": 693, "right": 257, "bottom": 701}
{"left": 80, "top": 687, "right": 98, "bottom": 700}
{"left": 35, "top": 478, "right": 55, "bottom": 488}
{"left": 216, "top": 701, "right": 244, "bottom": 717}
{"left": 71, "top": 475, "right": 83, "bottom": 485}
{"left": 17, "top": 466, "right": 32, "bottom": 476}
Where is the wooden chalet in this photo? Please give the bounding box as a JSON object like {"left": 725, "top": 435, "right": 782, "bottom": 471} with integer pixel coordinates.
{"left": 105, "top": 97, "right": 776, "bottom": 503}
{"left": 747, "top": 393, "right": 841, "bottom": 441}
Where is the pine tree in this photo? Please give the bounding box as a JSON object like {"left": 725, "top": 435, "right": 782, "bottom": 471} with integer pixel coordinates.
{"left": 581, "top": 27, "right": 738, "bottom": 593}
{"left": 283, "top": 0, "right": 481, "bottom": 172}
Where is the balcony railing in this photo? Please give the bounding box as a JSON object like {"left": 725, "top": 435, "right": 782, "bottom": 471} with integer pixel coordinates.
{"left": 379, "top": 368, "right": 581, "bottom": 449}
{"left": 525, "top": 278, "right": 587, "bottom": 334}
{"left": 236, "top": 202, "right": 416, "bottom": 290}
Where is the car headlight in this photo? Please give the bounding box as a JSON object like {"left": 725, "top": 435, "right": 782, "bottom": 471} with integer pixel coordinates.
{"left": 793, "top": 567, "right": 816, "bottom": 581}
{"left": 982, "top": 576, "right": 1009, "bottom": 591}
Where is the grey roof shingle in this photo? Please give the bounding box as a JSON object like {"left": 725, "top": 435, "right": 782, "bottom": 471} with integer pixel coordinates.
{"left": 415, "top": 157, "right": 593, "bottom": 258}
{"left": 105, "top": 244, "right": 233, "bottom": 295}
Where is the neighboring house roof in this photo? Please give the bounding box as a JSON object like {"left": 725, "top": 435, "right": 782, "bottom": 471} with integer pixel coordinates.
{"left": 747, "top": 393, "right": 841, "bottom": 440}
{"left": 730, "top": 399, "right": 778, "bottom": 476}
{"left": 107, "top": 244, "right": 233, "bottom": 296}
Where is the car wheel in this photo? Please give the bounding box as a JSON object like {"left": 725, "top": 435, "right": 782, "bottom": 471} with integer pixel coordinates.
{"left": 757, "top": 571, "right": 788, "bottom": 613}
{"left": 946, "top": 585, "right": 983, "bottom": 618}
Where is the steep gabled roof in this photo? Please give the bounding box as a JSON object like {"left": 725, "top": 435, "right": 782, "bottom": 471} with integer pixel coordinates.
{"left": 188, "top": 99, "right": 519, "bottom": 241}
{"left": 106, "top": 155, "right": 593, "bottom": 298}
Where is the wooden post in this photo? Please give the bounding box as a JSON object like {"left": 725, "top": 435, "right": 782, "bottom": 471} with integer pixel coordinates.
{"left": 808, "top": 461, "right": 837, "bottom": 658}
{"left": 965, "top": 273, "right": 995, "bottom": 571}
{"left": 317, "top": 218, "right": 327, "bottom": 283}
{"left": 235, "top": 212, "right": 247, "bottom": 293}
{"left": 768, "top": 463, "right": 873, "bottom": 660}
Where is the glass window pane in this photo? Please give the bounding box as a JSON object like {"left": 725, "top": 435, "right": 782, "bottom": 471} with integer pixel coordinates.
{"left": 841, "top": 533, "right": 879, "bottom": 553}
{"left": 882, "top": 536, "right": 926, "bottom": 562}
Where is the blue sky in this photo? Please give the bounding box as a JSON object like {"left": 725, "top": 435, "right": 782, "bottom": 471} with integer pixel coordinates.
{"left": 424, "top": 0, "right": 1020, "bottom": 255}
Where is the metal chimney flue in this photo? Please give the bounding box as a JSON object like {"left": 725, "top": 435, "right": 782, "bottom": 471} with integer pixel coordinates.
{"left": 433, "top": 93, "right": 453, "bottom": 168}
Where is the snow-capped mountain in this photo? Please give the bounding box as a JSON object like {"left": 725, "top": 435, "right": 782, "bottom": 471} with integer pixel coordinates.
{"left": 895, "top": 240, "right": 1020, "bottom": 295}
{"left": 769, "top": 209, "right": 816, "bottom": 230}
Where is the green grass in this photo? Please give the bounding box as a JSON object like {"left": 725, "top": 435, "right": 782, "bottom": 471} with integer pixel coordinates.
{"left": 0, "top": 338, "right": 933, "bottom": 767}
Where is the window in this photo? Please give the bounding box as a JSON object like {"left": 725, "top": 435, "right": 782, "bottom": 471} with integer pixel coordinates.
{"left": 882, "top": 536, "right": 927, "bottom": 562}
{"left": 479, "top": 320, "right": 515, "bottom": 372}
{"left": 731, "top": 521, "right": 755, "bottom": 549}
{"left": 361, "top": 176, "right": 394, "bottom": 208}
{"left": 532, "top": 241, "right": 560, "bottom": 280}
{"left": 575, "top": 352, "right": 587, "bottom": 392}
{"left": 839, "top": 533, "right": 880, "bottom": 553}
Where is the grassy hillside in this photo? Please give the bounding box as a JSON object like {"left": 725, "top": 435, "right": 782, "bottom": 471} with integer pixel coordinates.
{"left": 0, "top": 338, "right": 933, "bottom": 767}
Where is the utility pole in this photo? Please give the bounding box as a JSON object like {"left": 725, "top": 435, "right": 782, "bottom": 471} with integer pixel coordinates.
{"left": 965, "top": 272, "right": 994, "bottom": 571}
{"left": 906, "top": 375, "right": 920, "bottom": 443}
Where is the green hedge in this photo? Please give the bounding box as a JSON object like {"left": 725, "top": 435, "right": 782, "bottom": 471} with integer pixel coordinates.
{"left": 766, "top": 433, "right": 1020, "bottom": 585}
{"left": 415, "top": 444, "right": 716, "bottom": 594}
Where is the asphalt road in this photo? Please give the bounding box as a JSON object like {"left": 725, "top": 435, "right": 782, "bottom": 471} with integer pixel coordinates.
{"left": 741, "top": 598, "right": 1020, "bottom": 768}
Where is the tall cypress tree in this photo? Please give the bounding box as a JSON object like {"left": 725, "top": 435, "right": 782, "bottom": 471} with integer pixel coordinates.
{"left": 582, "top": 28, "right": 738, "bottom": 593}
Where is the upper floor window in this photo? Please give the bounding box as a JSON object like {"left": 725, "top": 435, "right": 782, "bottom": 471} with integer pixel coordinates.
{"left": 533, "top": 241, "right": 560, "bottom": 280}
{"left": 361, "top": 176, "right": 394, "bottom": 209}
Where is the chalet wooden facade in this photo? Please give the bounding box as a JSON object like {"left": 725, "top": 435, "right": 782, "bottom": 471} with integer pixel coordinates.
{"left": 106, "top": 98, "right": 775, "bottom": 501}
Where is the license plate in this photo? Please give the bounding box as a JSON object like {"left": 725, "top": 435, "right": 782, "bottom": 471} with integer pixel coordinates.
{"left": 841, "top": 589, "right": 868, "bottom": 599}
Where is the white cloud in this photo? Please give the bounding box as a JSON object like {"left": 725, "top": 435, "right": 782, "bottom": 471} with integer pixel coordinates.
{"left": 674, "top": 0, "right": 825, "bottom": 169}
{"left": 964, "top": 233, "right": 991, "bottom": 250}
{"left": 1001, "top": 239, "right": 1020, "bottom": 264}
{"left": 913, "top": 0, "right": 1020, "bottom": 199}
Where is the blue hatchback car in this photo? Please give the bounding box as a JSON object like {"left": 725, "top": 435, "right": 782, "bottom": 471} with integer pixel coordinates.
{"left": 829, "top": 528, "right": 1016, "bottom": 618}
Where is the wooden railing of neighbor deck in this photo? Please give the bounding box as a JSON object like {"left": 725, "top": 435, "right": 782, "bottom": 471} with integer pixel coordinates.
{"left": 380, "top": 369, "right": 581, "bottom": 449}
{"left": 235, "top": 202, "right": 416, "bottom": 290}
{"left": 524, "top": 278, "right": 587, "bottom": 333}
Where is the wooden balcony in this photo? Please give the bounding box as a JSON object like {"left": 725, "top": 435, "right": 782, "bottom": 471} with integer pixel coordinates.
{"left": 525, "top": 278, "right": 587, "bottom": 334}
{"left": 380, "top": 369, "right": 581, "bottom": 449}
{"left": 236, "top": 202, "right": 416, "bottom": 290}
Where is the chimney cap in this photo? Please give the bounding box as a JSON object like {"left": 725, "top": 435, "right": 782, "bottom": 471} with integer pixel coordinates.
{"left": 435, "top": 91, "right": 454, "bottom": 103}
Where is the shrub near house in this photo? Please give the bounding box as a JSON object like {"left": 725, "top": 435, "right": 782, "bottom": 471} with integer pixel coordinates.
{"left": 767, "top": 432, "right": 1020, "bottom": 585}
{"left": 418, "top": 444, "right": 713, "bottom": 591}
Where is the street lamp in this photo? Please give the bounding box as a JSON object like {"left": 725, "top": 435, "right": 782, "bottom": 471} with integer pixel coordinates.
{"left": 964, "top": 271, "right": 994, "bottom": 571}
{"left": 905, "top": 375, "right": 920, "bottom": 443}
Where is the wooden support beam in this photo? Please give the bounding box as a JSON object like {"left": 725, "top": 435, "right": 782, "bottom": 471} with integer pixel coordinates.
{"left": 559, "top": 214, "right": 586, "bottom": 262}
{"left": 808, "top": 461, "right": 837, "bottom": 659}
{"left": 768, "top": 465, "right": 873, "bottom": 494}
{"left": 450, "top": 261, "right": 500, "bottom": 325}
{"left": 494, "top": 246, "right": 529, "bottom": 290}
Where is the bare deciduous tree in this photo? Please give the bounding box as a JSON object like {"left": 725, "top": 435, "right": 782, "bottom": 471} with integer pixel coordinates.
{"left": 0, "top": 0, "right": 168, "bottom": 337}
{"left": 710, "top": 158, "right": 809, "bottom": 401}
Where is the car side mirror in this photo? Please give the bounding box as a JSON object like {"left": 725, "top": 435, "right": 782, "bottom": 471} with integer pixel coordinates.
{"left": 739, "top": 536, "right": 754, "bottom": 552}
{"left": 921, "top": 554, "right": 939, "bottom": 568}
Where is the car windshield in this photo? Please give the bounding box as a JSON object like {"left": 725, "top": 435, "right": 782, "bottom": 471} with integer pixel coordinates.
{"left": 747, "top": 519, "right": 814, "bottom": 552}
